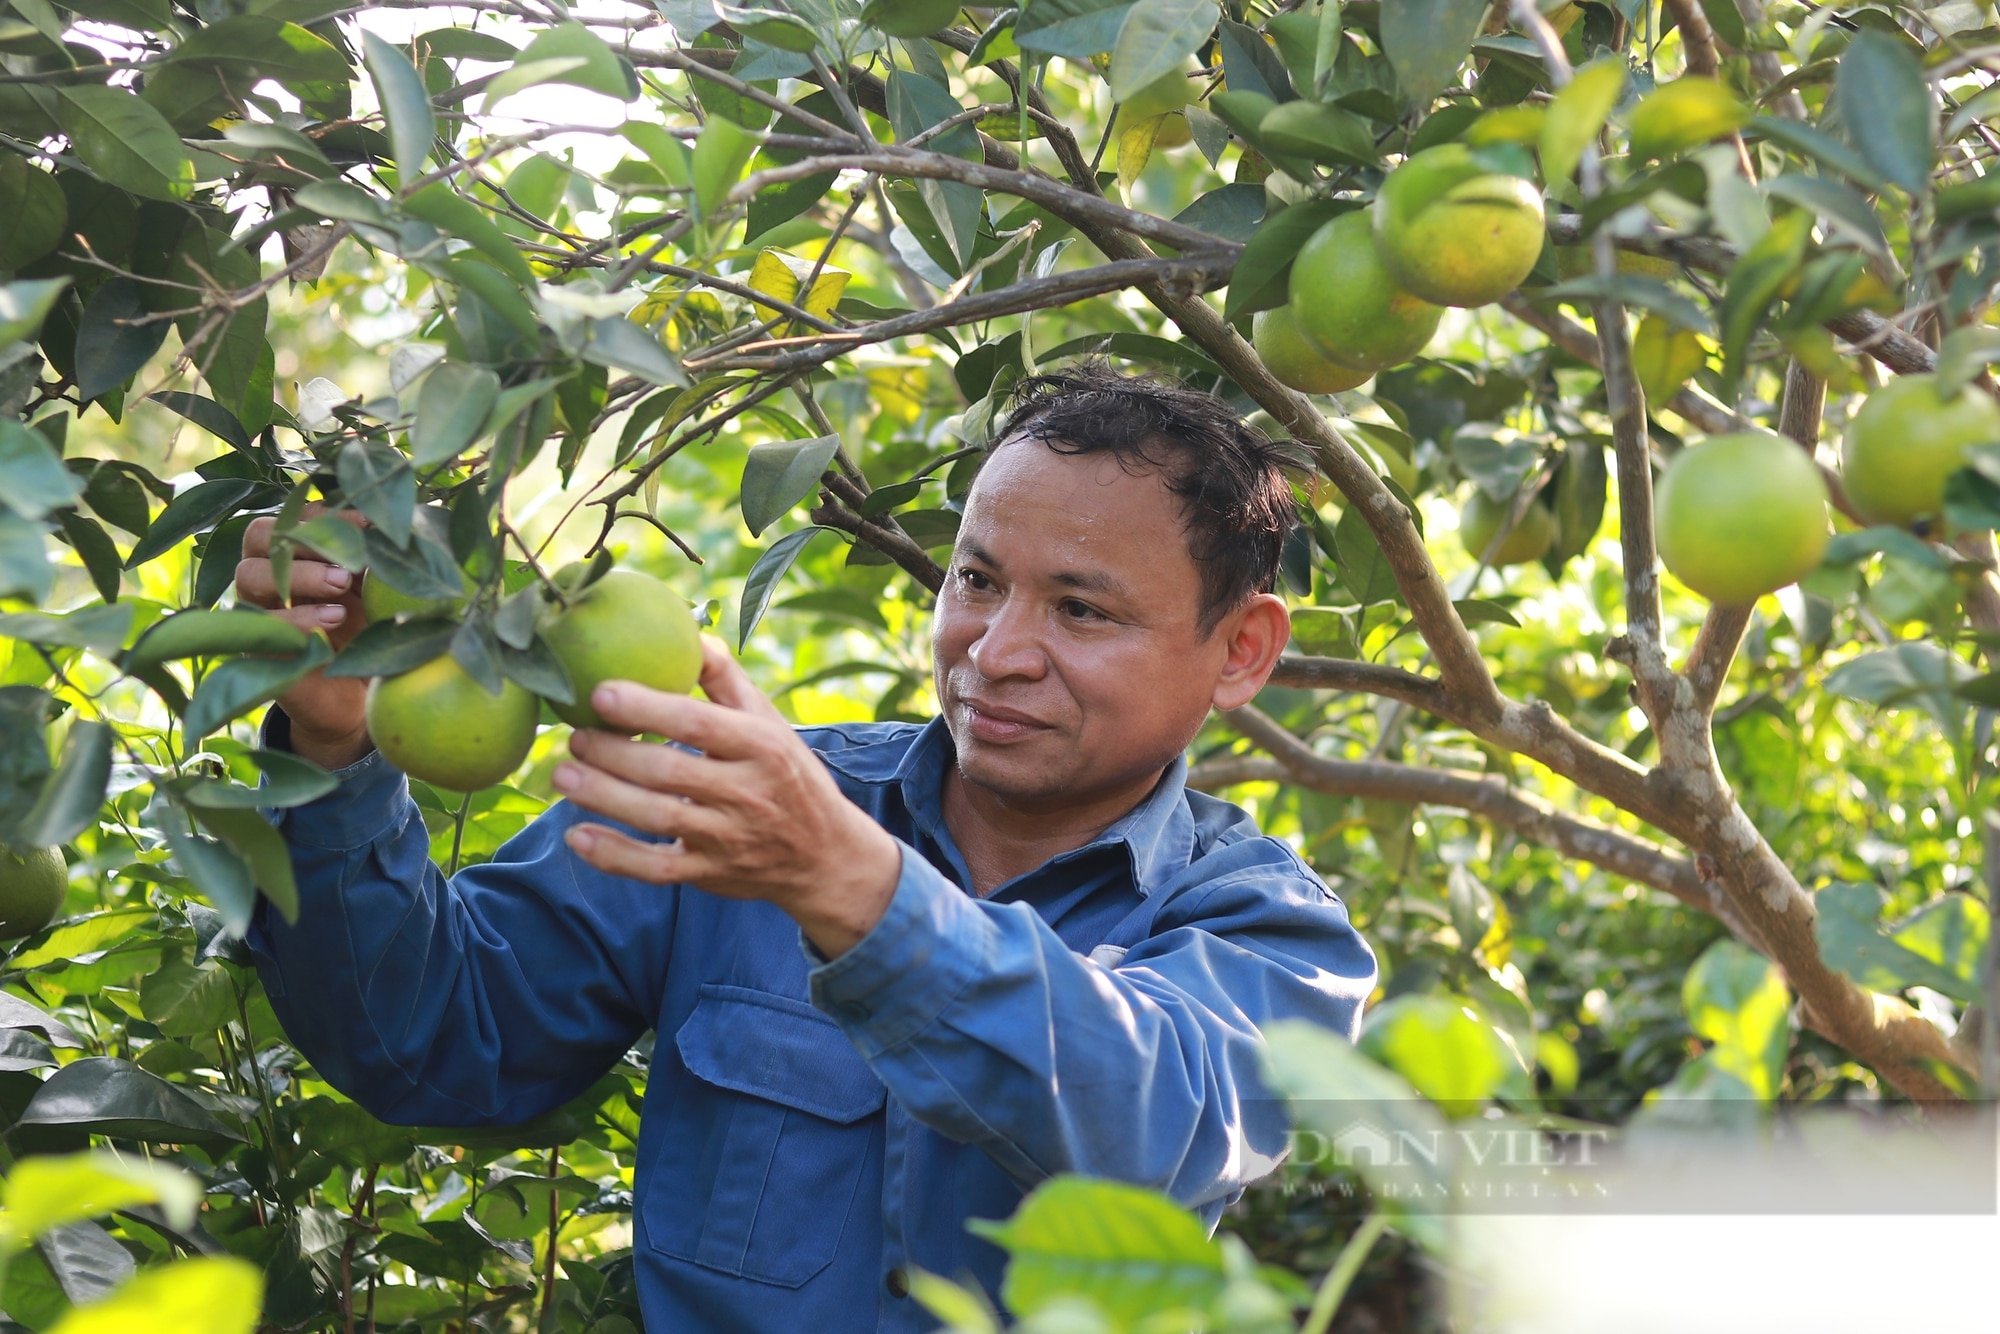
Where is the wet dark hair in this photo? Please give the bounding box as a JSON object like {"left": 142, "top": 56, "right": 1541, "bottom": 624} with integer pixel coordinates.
{"left": 991, "top": 364, "right": 1307, "bottom": 637}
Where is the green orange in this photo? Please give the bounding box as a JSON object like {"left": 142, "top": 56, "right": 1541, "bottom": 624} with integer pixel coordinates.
{"left": 541, "top": 568, "right": 703, "bottom": 730}
{"left": 1253, "top": 305, "right": 1371, "bottom": 395}
{"left": 0, "top": 843, "right": 65, "bottom": 940}
{"left": 366, "top": 654, "right": 539, "bottom": 791}
{"left": 1841, "top": 373, "right": 2000, "bottom": 528}
{"left": 1459, "top": 490, "right": 1558, "bottom": 566}
{"left": 1289, "top": 211, "right": 1443, "bottom": 372}
{"left": 1656, "top": 431, "right": 1830, "bottom": 604}
{"left": 1372, "top": 144, "right": 1546, "bottom": 308}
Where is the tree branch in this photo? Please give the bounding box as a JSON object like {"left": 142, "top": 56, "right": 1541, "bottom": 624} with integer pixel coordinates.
{"left": 1216, "top": 707, "right": 1749, "bottom": 935}
{"left": 1264, "top": 656, "right": 1452, "bottom": 714}
{"left": 1662, "top": 0, "right": 1721, "bottom": 76}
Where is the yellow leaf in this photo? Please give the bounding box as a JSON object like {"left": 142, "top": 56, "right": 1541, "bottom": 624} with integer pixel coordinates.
{"left": 48, "top": 1257, "right": 263, "bottom": 1334}
{"left": 1632, "top": 313, "right": 1708, "bottom": 407}
{"left": 747, "top": 248, "right": 850, "bottom": 326}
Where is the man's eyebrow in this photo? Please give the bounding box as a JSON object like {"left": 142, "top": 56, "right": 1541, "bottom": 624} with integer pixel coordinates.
{"left": 957, "top": 540, "right": 1134, "bottom": 600}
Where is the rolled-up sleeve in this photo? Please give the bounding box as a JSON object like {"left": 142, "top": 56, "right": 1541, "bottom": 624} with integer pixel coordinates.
{"left": 807, "top": 839, "right": 1375, "bottom": 1217}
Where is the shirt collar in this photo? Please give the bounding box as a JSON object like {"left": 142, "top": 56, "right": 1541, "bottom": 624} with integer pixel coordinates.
{"left": 894, "top": 715, "right": 1196, "bottom": 897}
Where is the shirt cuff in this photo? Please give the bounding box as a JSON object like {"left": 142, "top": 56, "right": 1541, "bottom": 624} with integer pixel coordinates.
{"left": 805, "top": 841, "right": 991, "bottom": 1057}
{"left": 260, "top": 707, "right": 408, "bottom": 851}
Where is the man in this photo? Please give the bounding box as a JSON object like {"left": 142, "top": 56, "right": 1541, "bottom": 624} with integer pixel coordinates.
{"left": 239, "top": 366, "right": 1377, "bottom": 1331}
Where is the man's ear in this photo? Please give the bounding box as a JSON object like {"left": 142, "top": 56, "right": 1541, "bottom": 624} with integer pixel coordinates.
{"left": 1211, "top": 593, "right": 1290, "bottom": 712}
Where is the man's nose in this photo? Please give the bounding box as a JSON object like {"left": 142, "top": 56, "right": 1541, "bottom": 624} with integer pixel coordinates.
{"left": 968, "top": 599, "right": 1047, "bottom": 679}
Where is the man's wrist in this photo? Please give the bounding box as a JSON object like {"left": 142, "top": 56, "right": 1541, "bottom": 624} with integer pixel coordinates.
{"left": 788, "top": 823, "right": 902, "bottom": 960}
{"left": 275, "top": 710, "right": 375, "bottom": 771}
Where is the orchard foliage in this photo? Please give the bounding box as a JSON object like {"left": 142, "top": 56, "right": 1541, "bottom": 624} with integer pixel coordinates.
{"left": 1, "top": 0, "right": 1999, "bottom": 1328}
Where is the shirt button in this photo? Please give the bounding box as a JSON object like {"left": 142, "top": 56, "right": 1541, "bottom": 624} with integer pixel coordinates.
{"left": 885, "top": 1267, "right": 910, "bottom": 1298}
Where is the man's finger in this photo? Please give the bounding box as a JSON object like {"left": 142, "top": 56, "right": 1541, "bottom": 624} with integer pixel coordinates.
{"left": 566, "top": 730, "right": 716, "bottom": 797}
{"left": 552, "top": 757, "right": 725, "bottom": 841}
{"left": 236, "top": 557, "right": 355, "bottom": 608}
{"left": 693, "top": 635, "right": 789, "bottom": 725}
{"left": 588, "top": 681, "right": 771, "bottom": 759}
{"left": 563, "top": 822, "right": 699, "bottom": 887}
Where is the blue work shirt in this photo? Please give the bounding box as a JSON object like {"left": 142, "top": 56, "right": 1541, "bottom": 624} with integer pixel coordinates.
{"left": 248, "top": 713, "right": 1377, "bottom": 1332}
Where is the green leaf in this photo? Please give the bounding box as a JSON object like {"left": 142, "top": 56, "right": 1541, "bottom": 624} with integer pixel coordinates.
{"left": 887, "top": 71, "right": 984, "bottom": 266}
{"left": 1331, "top": 502, "right": 1398, "bottom": 608}
{"left": 182, "top": 636, "right": 332, "bottom": 739}
{"left": 1823, "top": 642, "right": 1972, "bottom": 728}
{"left": 123, "top": 478, "right": 268, "bottom": 568}
{"left": 1380, "top": 0, "right": 1487, "bottom": 108}
{"left": 336, "top": 439, "right": 414, "bottom": 549}
{"left": 1541, "top": 57, "right": 1624, "bottom": 187}
{"left": 32, "top": 1221, "right": 132, "bottom": 1306}
{"left": 0, "top": 156, "right": 66, "bottom": 269}
{"left": 1258, "top": 1019, "right": 1452, "bottom": 1248}
{"left": 401, "top": 186, "right": 536, "bottom": 287}
{"left": 148, "top": 391, "right": 253, "bottom": 456}
{"left": 738, "top": 526, "right": 832, "bottom": 649}
{"left": 55, "top": 87, "right": 193, "bottom": 201}
{"left": 123, "top": 609, "right": 308, "bottom": 672}
{"left": 137, "top": 957, "right": 237, "bottom": 1039}
{"left": 969, "top": 1177, "right": 1225, "bottom": 1325}
{"left": 1015, "top": 0, "right": 1133, "bottom": 60}
{"left": 0, "top": 418, "right": 84, "bottom": 520}
{"left": 322, "top": 617, "right": 455, "bottom": 679}
{"left": 8, "top": 907, "right": 152, "bottom": 973}
{"left": 740, "top": 434, "right": 839, "bottom": 538}
{"left": 410, "top": 361, "right": 500, "bottom": 467}
{"left": 186, "top": 803, "right": 297, "bottom": 921}
{"left": 74, "top": 278, "right": 168, "bottom": 403}
{"left": 12, "top": 720, "right": 112, "bottom": 847}
{"left": 1107, "top": 0, "right": 1214, "bottom": 102}
{"left": 1761, "top": 173, "right": 1892, "bottom": 262}
{"left": 44, "top": 1255, "right": 262, "bottom": 1334}
{"left": 1256, "top": 100, "right": 1376, "bottom": 166}
{"left": 0, "top": 278, "right": 70, "bottom": 349}
{"left": 580, "top": 316, "right": 686, "bottom": 387}
{"left": 1358, "top": 993, "right": 1511, "bottom": 1113}
{"left": 361, "top": 31, "right": 435, "bottom": 188}
{"left": 1542, "top": 273, "right": 1715, "bottom": 334}
{"left": 0, "top": 1152, "right": 199, "bottom": 1243}
{"left": 1223, "top": 200, "right": 1343, "bottom": 322}
{"left": 1627, "top": 76, "right": 1749, "bottom": 160}
{"left": 16, "top": 1057, "right": 244, "bottom": 1144}
{"left": 1835, "top": 30, "right": 1934, "bottom": 196}
{"left": 1683, "top": 940, "right": 1790, "bottom": 1098}
{"left": 1816, "top": 882, "right": 1989, "bottom": 1007}
{"left": 691, "top": 113, "right": 759, "bottom": 223}
{"left": 0, "top": 991, "right": 84, "bottom": 1047}
{"left": 1748, "top": 114, "right": 1886, "bottom": 194}
{"left": 484, "top": 22, "right": 638, "bottom": 108}
{"left": 0, "top": 603, "right": 132, "bottom": 653}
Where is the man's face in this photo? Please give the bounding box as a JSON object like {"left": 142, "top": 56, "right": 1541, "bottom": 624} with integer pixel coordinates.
{"left": 931, "top": 436, "right": 1237, "bottom": 814}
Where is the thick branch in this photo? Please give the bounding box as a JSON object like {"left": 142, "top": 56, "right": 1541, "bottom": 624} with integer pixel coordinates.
{"left": 1218, "top": 708, "right": 1750, "bottom": 935}
{"left": 810, "top": 493, "right": 946, "bottom": 594}
{"left": 1662, "top": 0, "right": 1721, "bottom": 76}
{"left": 1265, "top": 656, "right": 1451, "bottom": 714}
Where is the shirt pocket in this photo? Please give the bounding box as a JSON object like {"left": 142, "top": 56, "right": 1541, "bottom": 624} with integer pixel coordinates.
{"left": 643, "top": 982, "right": 887, "bottom": 1288}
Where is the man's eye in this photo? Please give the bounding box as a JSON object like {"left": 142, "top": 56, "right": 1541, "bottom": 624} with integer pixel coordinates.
{"left": 956, "top": 568, "right": 990, "bottom": 590}
{"left": 1062, "top": 600, "right": 1103, "bottom": 621}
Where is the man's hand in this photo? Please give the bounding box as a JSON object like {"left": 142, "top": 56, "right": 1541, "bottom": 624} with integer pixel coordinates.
{"left": 552, "top": 636, "right": 903, "bottom": 958}
{"left": 234, "top": 506, "right": 373, "bottom": 771}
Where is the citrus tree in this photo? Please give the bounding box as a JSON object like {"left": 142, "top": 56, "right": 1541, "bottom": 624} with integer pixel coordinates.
{"left": 1, "top": 0, "right": 1998, "bottom": 1328}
